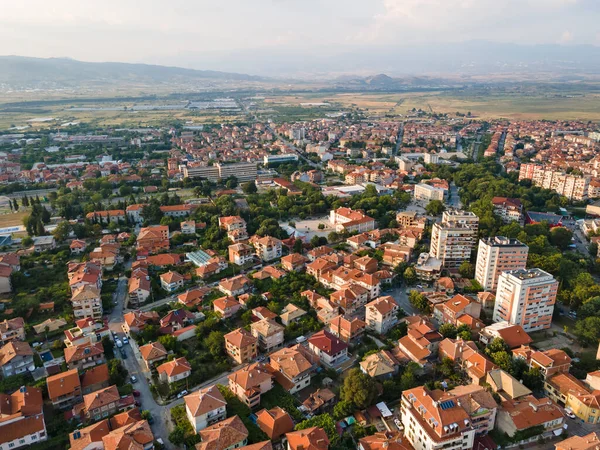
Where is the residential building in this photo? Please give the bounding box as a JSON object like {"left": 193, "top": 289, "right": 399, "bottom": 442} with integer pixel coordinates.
{"left": 46, "top": 368, "right": 82, "bottom": 410}
{"left": 301, "top": 389, "right": 336, "bottom": 415}
{"left": 251, "top": 319, "right": 285, "bottom": 353}
{"left": 492, "top": 197, "right": 524, "bottom": 224}
{"left": 139, "top": 342, "right": 167, "bottom": 370}
{"left": 157, "top": 357, "right": 191, "bottom": 384}
{"left": 136, "top": 225, "right": 169, "bottom": 254}
{"left": 281, "top": 253, "right": 308, "bottom": 272}
{"left": 430, "top": 223, "right": 477, "bottom": 269}
{"left": 365, "top": 296, "right": 399, "bottom": 335}
{"left": 0, "top": 386, "right": 46, "bottom": 450}
{"left": 286, "top": 427, "right": 329, "bottom": 450}
{"left": 81, "top": 385, "right": 121, "bottom": 422}
{"left": 359, "top": 432, "right": 413, "bottom": 450}
{"left": 122, "top": 310, "right": 159, "bottom": 334}
{"left": 486, "top": 369, "right": 532, "bottom": 401}
{"left": 219, "top": 216, "right": 249, "bottom": 242}
{"left": 102, "top": 420, "right": 154, "bottom": 450}
{"left": 71, "top": 285, "right": 103, "bottom": 319}
{"left": 125, "top": 204, "right": 146, "bottom": 224}
{"left": 195, "top": 415, "right": 249, "bottom": 450}
{"left": 86, "top": 210, "right": 125, "bottom": 224}
{"left": 493, "top": 269, "right": 558, "bottom": 332}
{"left": 329, "top": 207, "right": 376, "bottom": 233}
{"left": 268, "top": 346, "right": 314, "bottom": 394}
{"left": 228, "top": 363, "right": 273, "bottom": 409}
{"left": 224, "top": 328, "right": 258, "bottom": 365}
{"left": 128, "top": 269, "right": 152, "bottom": 306}
{"left": 218, "top": 275, "right": 252, "bottom": 297}
{"left": 360, "top": 350, "right": 399, "bottom": 379}
{"left": 415, "top": 253, "right": 443, "bottom": 281}
{"left": 80, "top": 363, "right": 110, "bottom": 395}
{"left": 475, "top": 237, "right": 528, "bottom": 291}
{"left": 479, "top": 322, "right": 532, "bottom": 349}
{"left": 255, "top": 407, "right": 294, "bottom": 441}
{"left": 250, "top": 236, "right": 282, "bottom": 261}
{"left": 32, "top": 235, "right": 56, "bottom": 252}
{"left": 555, "top": 432, "right": 600, "bottom": 450}
{"left": 159, "top": 271, "right": 184, "bottom": 292}
{"left": 279, "top": 304, "right": 307, "bottom": 326}
{"left": 433, "top": 294, "right": 481, "bottom": 326}
{"left": 0, "top": 317, "right": 25, "bottom": 344}
{"left": 414, "top": 183, "right": 445, "bottom": 202}
{"left": 229, "top": 243, "right": 255, "bottom": 266}
{"left": 64, "top": 341, "right": 105, "bottom": 371}
{"left": 308, "top": 330, "right": 349, "bottom": 368}
{"left": 0, "top": 341, "right": 34, "bottom": 377}
{"left": 544, "top": 372, "right": 600, "bottom": 424}
{"left": 213, "top": 296, "right": 242, "bottom": 319}
{"left": 328, "top": 315, "right": 366, "bottom": 343}
{"left": 159, "top": 204, "right": 193, "bottom": 217}
{"left": 185, "top": 385, "right": 227, "bottom": 433}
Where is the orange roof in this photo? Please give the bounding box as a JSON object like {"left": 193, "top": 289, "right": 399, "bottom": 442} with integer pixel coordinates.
{"left": 47, "top": 368, "right": 80, "bottom": 400}
{"left": 102, "top": 420, "right": 154, "bottom": 450}
{"left": 500, "top": 395, "right": 563, "bottom": 431}
{"left": 225, "top": 328, "right": 257, "bottom": 348}
{"left": 157, "top": 357, "right": 191, "bottom": 378}
{"left": 185, "top": 385, "right": 227, "bottom": 418}
{"left": 160, "top": 270, "right": 184, "bottom": 283}
{"left": 109, "top": 408, "right": 142, "bottom": 429}
{"left": 83, "top": 385, "right": 120, "bottom": 412}
{"left": 139, "top": 341, "right": 167, "bottom": 362}
{"left": 286, "top": 427, "right": 330, "bottom": 450}
{"left": 255, "top": 406, "right": 294, "bottom": 439}
{"left": 196, "top": 415, "right": 249, "bottom": 450}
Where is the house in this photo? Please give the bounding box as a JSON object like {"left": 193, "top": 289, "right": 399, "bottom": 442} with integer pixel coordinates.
{"left": 219, "top": 216, "right": 249, "bottom": 242}
{"left": 252, "top": 307, "right": 278, "bottom": 321}
{"left": 308, "top": 330, "right": 349, "bottom": 368}
{"left": 46, "top": 368, "right": 82, "bottom": 410}
{"left": 196, "top": 415, "right": 249, "bottom": 450}
{"left": 365, "top": 296, "right": 399, "bottom": 335}
{"left": 496, "top": 395, "right": 564, "bottom": 444}
{"left": 434, "top": 294, "right": 481, "bottom": 325}
{"left": 359, "top": 432, "right": 414, "bottom": 450}
{"left": 86, "top": 210, "right": 125, "bottom": 224}
{"left": 0, "top": 386, "right": 47, "bottom": 450}
{"left": 136, "top": 225, "right": 169, "bottom": 254}
{"left": 228, "top": 363, "right": 273, "bottom": 409}
{"left": 139, "top": 342, "right": 167, "bottom": 370}
{"left": 251, "top": 319, "right": 285, "bottom": 353}
{"left": 219, "top": 275, "right": 252, "bottom": 297}
{"left": 464, "top": 352, "right": 498, "bottom": 385}
{"left": 301, "top": 389, "right": 336, "bottom": 415}
{"left": 396, "top": 317, "right": 443, "bottom": 367}
{"left": 329, "top": 207, "right": 375, "bottom": 233}
{"left": 281, "top": 253, "right": 308, "bottom": 272}
{"left": 250, "top": 236, "right": 282, "bottom": 261}
{"left": 544, "top": 373, "right": 600, "bottom": 424}
{"left": 479, "top": 322, "right": 532, "bottom": 348}
{"left": 214, "top": 296, "right": 242, "bottom": 319}
{"left": 102, "top": 420, "right": 154, "bottom": 450}
{"left": 68, "top": 262, "right": 102, "bottom": 292}
{"left": 81, "top": 385, "right": 121, "bottom": 422}
{"left": 518, "top": 347, "right": 572, "bottom": 379}
{"left": 185, "top": 385, "right": 227, "bottom": 433}
{"left": 80, "top": 363, "right": 110, "bottom": 395}
{"left": 180, "top": 220, "right": 197, "bottom": 235}
{"left": 0, "top": 317, "right": 25, "bottom": 344}
{"left": 128, "top": 271, "right": 152, "bottom": 306}
{"left": 328, "top": 315, "right": 366, "bottom": 343}
{"left": 555, "top": 432, "right": 600, "bottom": 450}
{"left": 330, "top": 284, "right": 369, "bottom": 314}
{"left": 0, "top": 341, "right": 34, "bottom": 377}
{"left": 159, "top": 309, "right": 196, "bottom": 333}
{"left": 145, "top": 253, "right": 183, "bottom": 267}
{"left": 279, "top": 304, "right": 307, "bottom": 326}
{"left": 268, "top": 345, "right": 315, "bottom": 394}
{"left": 159, "top": 271, "right": 184, "bottom": 292}
{"left": 178, "top": 287, "right": 211, "bottom": 308}
{"left": 160, "top": 204, "right": 193, "bottom": 217}
{"left": 157, "top": 357, "right": 192, "bottom": 384}
{"left": 70, "top": 239, "right": 87, "bottom": 255}
{"left": 286, "top": 427, "right": 329, "bottom": 450}
{"left": 71, "top": 285, "right": 103, "bottom": 319}
{"left": 122, "top": 310, "right": 159, "bottom": 334}
{"left": 229, "top": 243, "right": 255, "bottom": 266}
{"left": 126, "top": 204, "right": 146, "bottom": 223}
{"left": 224, "top": 328, "right": 258, "bottom": 365}
{"left": 32, "top": 235, "right": 56, "bottom": 252}
{"left": 486, "top": 369, "right": 532, "bottom": 401}
{"left": 255, "top": 407, "right": 294, "bottom": 441}
{"left": 360, "top": 350, "right": 399, "bottom": 379}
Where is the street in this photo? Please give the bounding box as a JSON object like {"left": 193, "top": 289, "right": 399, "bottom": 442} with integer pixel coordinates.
{"left": 383, "top": 285, "right": 420, "bottom": 316}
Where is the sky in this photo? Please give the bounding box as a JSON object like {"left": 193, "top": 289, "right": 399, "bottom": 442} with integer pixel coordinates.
{"left": 1, "top": 0, "right": 600, "bottom": 74}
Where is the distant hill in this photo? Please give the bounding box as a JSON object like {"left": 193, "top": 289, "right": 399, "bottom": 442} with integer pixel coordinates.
{"left": 0, "top": 56, "right": 267, "bottom": 89}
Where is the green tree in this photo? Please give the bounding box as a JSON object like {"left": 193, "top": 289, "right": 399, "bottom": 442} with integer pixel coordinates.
{"left": 549, "top": 227, "right": 573, "bottom": 251}
{"left": 52, "top": 221, "right": 72, "bottom": 242}
{"left": 425, "top": 200, "right": 445, "bottom": 216}
{"left": 158, "top": 334, "right": 178, "bottom": 352}
{"left": 408, "top": 290, "right": 430, "bottom": 313}
{"left": 340, "top": 368, "right": 378, "bottom": 409}
{"left": 439, "top": 323, "right": 458, "bottom": 339}
{"left": 168, "top": 426, "right": 186, "bottom": 446}
{"left": 403, "top": 266, "right": 417, "bottom": 285}
{"left": 205, "top": 331, "right": 225, "bottom": 357}
{"left": 458, "top": 261, "right": 475, "bottom": 279}
{"left": 242, "top": 181, "right": 257, "bottom": 194}
{"left": 295, "top": 414, "right": 339, "bottom": 445}
{"left": 293, "top": 239, "right": 303, "bottom": 254}
{"left": 574, "top": 316, "right": 600, "bottom": 346}
{"left": 333, "top": 399, "right": 354, "bottom": 419}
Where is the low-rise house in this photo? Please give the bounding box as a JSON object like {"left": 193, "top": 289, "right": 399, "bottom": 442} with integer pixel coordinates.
{"left": 0, "top": 341, "right": 34, "bottom": 377}
{"left": 479, "top": 322, "right": 532, "bottom": 348}
{"left": 281, "top": 253, "right": 308, "bottom": 272}
{"left": 81, "top": 385, "right": 121, "bottom": 422}
{"left": 496, "top": 395, "right": 565, "bottom": 444}
{"left": 180, "top": 220, "right": 197, "bottom": 235}
{"left": 86, "top": 210, "right": 125, "bottom": 224}
{"left": 65, "top": 341, "right": 105, "bottom": 371}
{"left": 396, "top": 317, "right": 443, "bottom": 367}
{"left": 145, "top": 253, "right": 183, "bottom": 267}
{"left": 360, "top": 350, "right": 399, "bottom": 379}
{"left": 251, "top": 319, "right": 285, "bottom": 353}
{"left": 159, "top": 271, "right": 185, "bottom": 292}
{"left": 308, "top": 330, "right": 349, "bottom": 368}
{"left": 268, "top": 345, "right": 315, "bottom": 394}
{"left": 434, "top": 294, "right": 481, "bottom": 325}
{"left": 486, "top": 369, "right": 532, "bottom": 401}
{"left": 213, "top": 296, "right": 242, "bottom": 319}
{"left": 365, "top": 296, "right": 399, "bottom": 335}
{"left": 196, "top": 415, "right": 249, "bottom": 450}
{"left": 224, "top": 328, "right": 258, "bottom": 365}
{"left": 279, "top": 304, "right": 307, "bottom": 326}
{"left": 544, "top": 373, "right": 600, "bottom": 424}
{"left": 157, "top": 357, "right": 192, "bottom": 384}
{"left": 301, "top": 389, "right": 336, "bottom": 415}
{"left": 555, "top": 432, "right": 600, "bottom": 450}
{"left": 47, "top": 368, "right": 82, "bottom": 410}
{"left": 359, "top": 431, "right": 413, "bottom": 450}
{"left": 122, "top": 310, "right": 159, "bottom": 334}
{"left": 328, "top": 315, "right": 366, "bottom": 343}
{"left": 159, "top": 309, "right": 196, "bottom": 333}
{"left": 139, "top": 342, "right": 168, "bottom": 370}
{"left": 81, "top": 363, "right": 110, "bottom": 395}
{"left": 255, "top": 407, "right": 294, "bottom": 441}
{"left": 229, "top": 243, "right": 255, "bottom": 266}
{"left": 102, "top": 420, "right": 154, "bottom": 450}
{"left": 128, "top": 271, "right": 152, "bottom": 306}
{"left": 70, "top": 239, "right": 87, "bottom": 255}
{"left": 330, "top": 284, "right": 369, "bottom": 314}
{"left": 0, "top": 386, "right": 47, "bottom": 450}
{"left": 178, "top": 287, "right": 211, "bottom": 308}
{"left": 218, "top": 275, "right": 252, "bottom": 297}
{"left": 228, "top": 363, "right": 273, "bottom": 409}
{"left": 136, "top": 225, "right": 169, "bottom": 254}
{"left": 286, "top": 427, "right": 329, "bottom": 450}
{"left": 252, "top": 306, "right": 278, "bottom": 321}
{"left": 185, "top": 385, "right": 227, "bottom": 433}
{"left": 32, "top": 235, "right": 56, "bottom": 252}
{"left": 160, "top": 204, "right": 194, "bottom": 217}
{"left": 0, "top": 317, "right": 25, "bottom": 344}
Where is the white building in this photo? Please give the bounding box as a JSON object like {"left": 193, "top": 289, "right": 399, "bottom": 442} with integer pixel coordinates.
{"left": 184, "top": 385, "right": 227, "bottom": 433}
{"left": 365, "top": 296, "right": 399, "bottom": 335}
{"left": 414, "top": 183, "right": 445, "bottom": 202}
{"left": 475, "top": 237, "right": 528, "bottom": 291}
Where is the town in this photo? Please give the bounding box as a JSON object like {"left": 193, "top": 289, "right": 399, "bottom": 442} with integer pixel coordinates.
{"left": 0, "top": 110, "right": 599, "bottom": 450}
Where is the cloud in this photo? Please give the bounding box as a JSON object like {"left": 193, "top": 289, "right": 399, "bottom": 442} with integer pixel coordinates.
{"left": 559, "top": 30, "right": 574, "bottom": 43}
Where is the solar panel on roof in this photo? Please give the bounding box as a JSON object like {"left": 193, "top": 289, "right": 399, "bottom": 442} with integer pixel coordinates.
{"left": 439, "top": 400, "right": 455, "bottom": 410}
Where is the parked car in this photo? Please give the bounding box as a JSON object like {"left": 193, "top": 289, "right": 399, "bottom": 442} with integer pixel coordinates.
{"left": 115, "top": 339, "right": 123, "bottom": 348}
{"left": 122, "top": 336, "right": 129, "bottom": 345}
{"left": 132, "top": 390, "right": 141, "bottom": 397}
{"left": 120, "top": 348, "right": 127, "bottom": 359}
{"left": 177, "top": 390, "right": 189, "bottom": 399}
{"left": 564, "top": 408, "right": 576, "bottom": 419}
{"left": 130, "top": 375, "right": 138, "bottom": 383}
{"left": 135, "top": 400, "right": 141, "bottom": 407}
{"left": 295, "top": 335, "right": 307, "bottom": 344}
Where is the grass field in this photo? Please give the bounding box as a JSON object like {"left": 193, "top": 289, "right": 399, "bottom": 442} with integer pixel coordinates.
{"left": 0, "top": 210, "right": 28, "bottom": 228}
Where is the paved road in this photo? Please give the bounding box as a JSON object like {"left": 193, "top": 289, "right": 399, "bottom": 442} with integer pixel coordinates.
{"left": 382, "top": 285, "right": 420, "bottom": 316}
{"left": 267, "top": 126, "right": 320, "bottom": 169}
{"left": 447, "top": 182, "right": 462, "bottom": 209}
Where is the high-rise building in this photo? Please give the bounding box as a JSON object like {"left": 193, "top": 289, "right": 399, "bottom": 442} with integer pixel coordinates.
{"left": 430, "top": 211, "right": 479, "bottom": 270}
{"left": 441, "top": 211, "right": 479, "bottom": 233}
{"left": 475, "top": 237, "right": 528, "bottom": 291}
{"left": 493, "top": 268, "right": 558, "bottom": 332}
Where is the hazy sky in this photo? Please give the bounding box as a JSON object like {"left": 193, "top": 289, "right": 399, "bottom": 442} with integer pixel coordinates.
{"left": 2, "top": 0, "right": 600, "bottom": 69}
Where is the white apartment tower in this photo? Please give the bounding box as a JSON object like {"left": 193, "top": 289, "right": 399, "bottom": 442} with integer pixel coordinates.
{"left": 430, "top": 211, "right": 479, "bottom": 269}
{"left": 475, "top": 237, "right": 528, "bottom": 291}
{"left": 493, "top": 268, "right": 558, "bottom": 332}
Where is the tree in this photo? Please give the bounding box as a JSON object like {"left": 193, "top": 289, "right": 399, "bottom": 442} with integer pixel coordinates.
{"left": 408, "top": 290, "right": 430, "bottom": 313}
{"left": 425, "top": 200, "right": 445, "bottom": 216}
{"left": 549, "top": 227, "right": 573, "bottom": 251}
{"left": 403, "top": 266, "right": 416, "bottom": 285}
{"left": 168, "top": 426, "right": 186, "bottom": 446}
{"left": 578, "top": 296, "right": 600, "bottom": 319}
{"left": 490, "top": 351, "right": 513, "bottom": 372}
{"left": 295, "top": 414, "right": 339, "bottom": 445}
{"left": 340, "top": 368, "right": 378, "bottom": 410}
{"left": 52, "top": 221, "right": 72, "bottom": 242}
{"left": 293, "top": 239, "right": 303, "bottom": 254}
{"left": 333, "top": 399, "right": 354, "bottom": 419}
{"left": 574, "top": 316, "right": 600, "bottom": 346}
{"left": 521, "top": 367, "right": 544, "bottom": 391}
{"left": 458, "top": 261, "right": 475, "bottom": 279}
{"left": 438, "top": 357, "right": 456, "bottom": 378}
{"left": 439, "top": 323, "right": 458, "bottom": 339}
{"left": 242, "top": 181, "right": 257, "bottom": 195}
{"left": 158, "top": 334, "right": 178, "bottom": 352}
{"left": 485, "top": 338, "right": 510, "bottom": 356}
{"left": 205, "top": 331, "right": 225, "bottom": 357}
{"left": 12, "top": 199, "right": 18, "bottom": 211}
{"left": 108, "top": 359, "right": 128, "bottom": 386}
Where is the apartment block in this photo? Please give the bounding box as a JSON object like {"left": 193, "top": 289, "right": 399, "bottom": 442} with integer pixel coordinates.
{"left": 493, "top": 269, "right": 558, "bottom": 332}
{"left": 475, "top": 237, "right": 528, "bottom": 291}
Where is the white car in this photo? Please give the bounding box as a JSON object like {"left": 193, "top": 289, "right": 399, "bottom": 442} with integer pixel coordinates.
{"left": 394, "top": 418, "right": 403, "bottom": 430}
{"left": 122, "top": 337, "right": 129, "bottom": 345}
{"left": 115, "top": 339, "right": 123, "bottom": 348}
{"left": 177, "top": 390, "right": 189, "bottom": 399}
{"left": 564, "top": 408, "right": 576, "bottom": 419}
